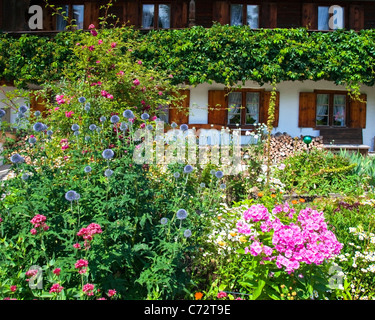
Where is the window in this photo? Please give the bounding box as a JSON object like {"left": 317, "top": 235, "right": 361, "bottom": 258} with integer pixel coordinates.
{"left": 299, "top": 91, "right": 367, "bottom": 129}
{"left": 228, "top": 91, "right": 260, "bottom": 125}
{"left": 318, "top": 5, "right": 344, "bottom": 30}
{"left": 208, "top": 89, "right": 279, "bottom": 129}
{"left": 230, "top": 4, "right": 259, "bottom": 28}
{"left": 142, "top": 4, "right": 171, "bottom": 29}
{"left": 56, "top": 4, "right": 84, "bottom": 31}
{"left": 316, "top": 93, "right": 346, "bottom": 127}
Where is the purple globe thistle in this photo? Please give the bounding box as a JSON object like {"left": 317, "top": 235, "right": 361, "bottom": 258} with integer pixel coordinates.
{"left": 0, "top": 109, "right": 6, "bottom": 118}
{"left": 176, "top": 209, "right": 188, "bottom": 220}
{"left": 215, "top": 171, "right": 224, "bottom": 179}
{"left": 89, "top": 124, "right": 97, "bottom": 131}
{"left": 200, "top": 182, "right": 206, "bottom": 188}
{"left": 47, "top": 130, "right": 53, "bottom": 136}
{"left": 18, "top": 105, "right": 28, "bottom": 113}
{"left": 110, "top": 115, "right": 120, "bottom": 123}
{"left": 84, "top": 166, "right": 92, "bottom": 173}
{"left": 123, "top": 110, "right": 134, "bottom": 119}
{"left": 146, "top": 124, "right": 153, "bottom": 131}
{"left": 73, "top": 131, "right": 80, "bottom": 136}
{"left": 104, "top": 169, "right": 113, "bottom": 177}
{"left": 160, "top": 217, "right": 168, "bottom": 225}
{"left": 183, "top": 165, "right": 193, "bottom": 174}
{"left": 120, "top": 122, "right": 128, "bottom": 131}
{"left": 34, "top": 110, "right": 41, "bottom": 117}
{"left": 102, "top": 149, "right": 114, "bottom": 160}
{"left": 84, "top": 104, "right": 91, "bottom": 112}
{"left": 21, "top": 173, "right": 30, "bottom": 181}
{"left": 78, "top": 96, "right": 86, "bottom": 103}
{"left": 220, "top": 183, "right": 226, "bottom": 190}
{"left": 141, "top": 113, "right": 149, "bottom": 120}
{"left": 85, "top": 136, "right": 91, "bottom": 142}
{"left": 171, "top": 122, "right": 177, "bottom": 129}
{"left": 28, "top": 137, "right": 37, "bottom": 144}
{"left": 10, "top": 153, "right": 24, "bottom": 164}
{"left": 173, "top": 172, "right": 180, "bottom": 179}
{"left": 65, "top": 190, "right": 80, "bottom": 202}
{"left": 100, "top": 116, "right": 107, "bottom": 122}
{"left": 71, "top": 124, "right": 80, "bottom": 131}
{"left": 180, "top": 124, "right": 188, "bottom": 132}
{"left": 33, "top": 122, "right": 45, "bottom": 132}
{"left": 183, "top": 229, "right": 192, "bottom": 238}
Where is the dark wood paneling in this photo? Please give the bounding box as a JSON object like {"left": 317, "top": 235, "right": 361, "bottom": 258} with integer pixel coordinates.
{"left": 349, "top": 5, "right": 364, "bottom": 31}
{"left": 301, "top": 2, "right": 317, "bottom": 29}
{"left": 212, "top": 1, "right": 229, "bottom": 25}
{"left": 277, "top": 2, "right": 300, "bottom": 28}
{"left": 195, "top": 0, "right": 213, "bottom": 27}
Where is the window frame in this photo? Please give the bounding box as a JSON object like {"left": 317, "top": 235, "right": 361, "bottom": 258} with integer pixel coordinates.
{"left": 229, "top": 3, "right": 260, "bottom": 28}
{"left": 317, "top": 4, "right": 346, "bottom": 31}
{"left": 55, "top": 4, "right": 85, "bottom": 31}
{"left": 314, "top": 90, "right": 349, "bottom": 128}
{"left": 226, "top": 88, "right": 264, "bottom": 129}
{"left": 141, "top": 2, "right": 172, "bottom": 30}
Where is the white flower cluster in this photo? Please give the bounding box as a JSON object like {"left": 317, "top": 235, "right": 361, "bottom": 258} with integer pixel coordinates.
{"left": 204, "top": 203, "right": 248, "bottom": 257}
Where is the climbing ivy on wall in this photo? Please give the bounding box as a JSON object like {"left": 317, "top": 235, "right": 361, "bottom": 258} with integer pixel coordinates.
{"left": 0, "top": 24, "right": 374, "bottom": 96}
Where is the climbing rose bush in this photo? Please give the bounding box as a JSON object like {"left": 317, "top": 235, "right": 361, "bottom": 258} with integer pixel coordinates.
{"left": 237, "top": 203, "right": 343, "bottom": 274}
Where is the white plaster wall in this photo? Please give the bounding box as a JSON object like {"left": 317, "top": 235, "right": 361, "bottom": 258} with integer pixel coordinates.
{"left": 185, "top": 80, "right": 375, "bottom": 151}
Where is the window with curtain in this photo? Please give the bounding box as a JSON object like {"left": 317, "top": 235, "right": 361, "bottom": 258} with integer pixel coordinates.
{"left": 228, "top": 92, "right": 242, "bottom": 125}
{"left": 230, "top": 4, "right": 259, "bottom": 28}
{"left": 245, "top": 92, "right": 259, "bottom": 124}
{"left": 142, "top": 4, "right": 171, "bottom": 29}
{"left": 56, "top": 4, "right": 84, "bottom": 31}
{"left": 316, "top": 92, "right": 346, "bottom": 127}
{"left": 227, "top": 90, "right": 261, "bottom": 126}
{"left": 318, "top": 5, "right": 344, "bottom": 30}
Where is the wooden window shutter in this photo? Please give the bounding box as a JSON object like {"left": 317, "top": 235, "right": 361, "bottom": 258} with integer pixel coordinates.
{"left": 212, "top": 1, "right": 229, "bottom": 25}
{"left": 349, "top": 5, "right": 364, "bottom": 31}
{"left": 298, "top": 92, "right": 316, "bottom": 128}
{"left": 260, "top": 91, "right": 280, "bottom": 127}
{"left": 208, "top": 90, "right": 227, "bottom": 126}
{"left": 348, "top": 94, "right": 367, "bottom": 128}
{"left": 301, "top": 3, "right": 317, "bottom": 30}
{"left": 169, "top": 89, "right": 190, "bottom": 125}
{"left": 84, "top": 2, "right": 100, "bottom": 29}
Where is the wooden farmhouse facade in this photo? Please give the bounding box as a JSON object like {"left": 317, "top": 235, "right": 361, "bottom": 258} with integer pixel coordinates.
{"left": 0, "top": 0, "right": 375, "bottom": 152}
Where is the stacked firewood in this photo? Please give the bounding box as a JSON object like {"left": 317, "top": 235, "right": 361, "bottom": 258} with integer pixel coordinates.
{"left": 266, "top": 132, "right": 324, "bottom": 163}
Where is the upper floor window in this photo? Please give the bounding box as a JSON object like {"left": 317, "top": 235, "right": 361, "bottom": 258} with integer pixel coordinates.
{"left": 318, "top": 5, "right": 344, "bottom": 30}
{"left": 230, "top": 4, "right": 259, "bottom": 28}
{"left": 56, "top": 4, "right": 84, "bottom": 31}
{"left": 142, "top": 4, "right": 171, "bottom": 29}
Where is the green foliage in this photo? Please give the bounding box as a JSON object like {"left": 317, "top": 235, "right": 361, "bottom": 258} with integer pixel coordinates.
{"left": 274, "top": 148, "right": 363, "bottom": 196}
{"left": 1, "top": 25, "right": 375, "bottom": 95}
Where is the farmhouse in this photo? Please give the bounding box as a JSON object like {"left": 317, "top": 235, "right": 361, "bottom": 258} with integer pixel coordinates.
{"left": 0, "top": 0, "right": 374, "bottom": 151}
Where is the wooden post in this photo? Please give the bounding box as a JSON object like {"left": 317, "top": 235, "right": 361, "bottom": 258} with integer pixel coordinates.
{"left": 189, "top": 0, "right": 196, "bottom": 27}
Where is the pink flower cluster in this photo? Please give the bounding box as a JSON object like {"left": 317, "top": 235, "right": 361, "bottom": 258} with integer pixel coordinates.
{"left": 237, "top": 203, "right": 343, "bottom": 274}
{"left": 60, "top": 138, "right": 69, "bottom": 151}
{"left": 25, "top": 269, "right": 38, "bottom": 282}
{"left": 83, "top": 283, "right": 95, "bottom": 296}
{"left": 75, "top": 259, "right": 89, "bottom": 274}
{"left": 100, "top": 90, "right": 114, "bottom": 99}
{"left": 49, "top": 283, "right": 64, "bottom": 294}
{"left": 56, "top": 95, "right": 66, "bottom": 105}
{"left": 30, "top": 214, "right": 49, "bottom": 235}
{"left": 76, "top": 223, "right": 103, "bottom": 249}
